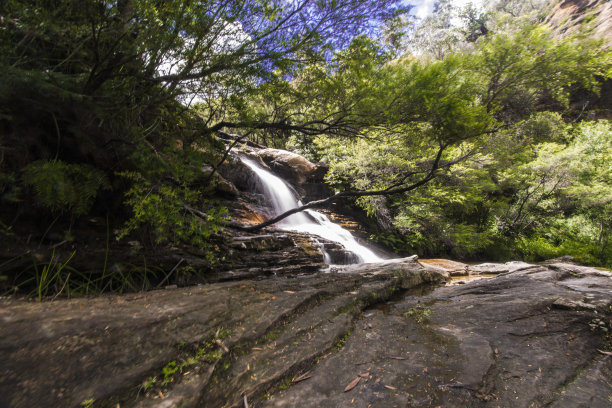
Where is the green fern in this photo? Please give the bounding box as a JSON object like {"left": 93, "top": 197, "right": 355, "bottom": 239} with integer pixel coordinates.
{"left": 22, "top": 160, "right": 110, "bottom": 215}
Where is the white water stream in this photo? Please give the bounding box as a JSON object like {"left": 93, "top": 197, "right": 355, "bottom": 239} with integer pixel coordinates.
{"left": 241, "top": 157, "right": 383, "bottom": 264}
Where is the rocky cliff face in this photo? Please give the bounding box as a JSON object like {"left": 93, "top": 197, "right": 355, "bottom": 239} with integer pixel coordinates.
{"left": 544, "top": 0, "right": 612, "bottom": 119}
{"left": 547, "top": 0, "right": 612, "bottom": 46}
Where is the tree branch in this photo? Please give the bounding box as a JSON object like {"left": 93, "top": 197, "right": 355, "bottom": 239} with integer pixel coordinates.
{"left": 203, "top": 130, "right": 254, "bottom": 186}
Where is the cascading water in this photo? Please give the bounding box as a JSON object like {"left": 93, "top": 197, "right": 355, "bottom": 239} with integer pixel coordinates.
{"left": 241, "top": 156, "right": 383, "bottom": 264}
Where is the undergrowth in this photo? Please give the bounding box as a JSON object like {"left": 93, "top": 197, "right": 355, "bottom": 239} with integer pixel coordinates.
{"left": 1, "top": 251, "right": 168, "bottom": 300}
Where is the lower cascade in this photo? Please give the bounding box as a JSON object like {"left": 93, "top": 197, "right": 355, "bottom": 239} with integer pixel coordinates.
{"left": 241, "top": 156, "right": 383, "bottom": 264}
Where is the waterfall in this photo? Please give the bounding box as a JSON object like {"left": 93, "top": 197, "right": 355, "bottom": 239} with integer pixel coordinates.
{"left": 241, "top": 156, "right": 383, "bottom": 264}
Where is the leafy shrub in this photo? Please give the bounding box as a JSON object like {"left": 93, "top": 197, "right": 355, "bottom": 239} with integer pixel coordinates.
{"left": 515, "top": 235, "right": 562, "bottom": 262}
{"left": 449, "top": 224, "right": 495, "bottom": 258}
{"left": 518, "top": 112, "right": 569, "bottom": 144}
{"left": 118, "top": 172, "right": 227, "bottom": 260}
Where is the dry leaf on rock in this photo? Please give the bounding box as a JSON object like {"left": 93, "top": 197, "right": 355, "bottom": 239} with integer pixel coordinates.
{"left": 344, "top": 377, "right": 361, "bottom": 392}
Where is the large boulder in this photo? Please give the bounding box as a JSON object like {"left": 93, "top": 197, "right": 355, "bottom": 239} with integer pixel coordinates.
{"left": 195, "top": 165, "right": 240, "bottom": 198}
{"left": 265, "top": 263, "right": 612, "bottom": 408}
{"left": 256, "top": 148, "right": 330, "bottom": 200}
{"left": 216, "top": 155, "right": 262, "bottom": 192}
{"left": 256, "top": 148, "right": 319, "bottom": 185}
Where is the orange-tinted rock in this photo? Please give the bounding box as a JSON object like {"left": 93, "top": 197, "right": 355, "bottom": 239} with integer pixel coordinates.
{"left": 547, "top": 0, "right": 612, "bottom": 47}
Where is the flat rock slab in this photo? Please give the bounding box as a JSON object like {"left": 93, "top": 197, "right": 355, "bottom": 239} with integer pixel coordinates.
{"left": 0, "top": 258, "right": 444, "bottom": 408}
{"left": 418, "top": 258, "right": 470, "bottom": 274}
{"left": 418, "top": 259, "right": 543, "bottom": 276}
{"left": 267, "top": 263, "right": 612, "bottom": 408}
{"left": 1, "top": 261, "right": 611, "bottom": 408}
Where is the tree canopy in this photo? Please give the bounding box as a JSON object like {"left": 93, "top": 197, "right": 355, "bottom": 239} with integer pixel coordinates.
{"left": 1, "top": 0, "right": 612, "bottom": 296}
{"left": 0, "top": 0, "right": 407, "bottom": 247}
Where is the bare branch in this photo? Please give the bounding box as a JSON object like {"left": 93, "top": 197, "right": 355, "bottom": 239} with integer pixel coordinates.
{"left": 203, "top": 130, "right": 254, "bottom": 186}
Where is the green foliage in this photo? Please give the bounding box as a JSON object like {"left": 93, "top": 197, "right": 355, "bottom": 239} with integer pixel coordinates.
{"left": 511, "top": 112, "right": 570, "bottom": 146}
{"left": 0, "top": 171, "right": 21, "bottom": 204}
{"left": 507, "top": 120, "right": 612, "bottom": 267}
{"left": 371, "top": 231, "right": 419, "bottom": 254}
{"left": 334, "top": 331, "right": 352, "bottom": 351}
{"left": 118, "top": 172, "right": 227, "bottom": 259}
{"left": 473, "top": 24, "right": 610, "bottom": 114}
{"left": 161, "top": 361, "right": 178, "bottom": 386}
{"left": 304, "top": 22, "right": 611, "bottom": 266}
{"left": 3, "top": 250, "right": 81, "bottom": 300}
{"left": 1, "top": 0, "right": 611, "bottom": 301}
{"left": 4, "top": 254, "right": 168, "bottom": 298}
{"left": 33, "top": 249, "right": 76, "bottom": 301}
{"left": 403, "top": 306, "right": 432, "bottom": 324}
{"left": 449, "top": 224, "right": 496, "bottom": 258}
{"left": 22, "top": 160, "right": 110, "bottom": 216}
{"left": 515, "top": 235, "right": 562, "bottom": 262}
{"left": 408, "top": 0, "right": 462, "bottom": 59}
{"left": 141, "top": 329, "right": 232, "bottom": 396}
{"left": 279, "top": 376, "right": 292, "bottom": 390}
{"left": 143, "top": 377, "right": 157, "bottom": 391}
{"left": 80, "top": 399, "right": 95, "bottom": 408}
{"left": 1, "top": 1, "right": 407, "bottom": 298}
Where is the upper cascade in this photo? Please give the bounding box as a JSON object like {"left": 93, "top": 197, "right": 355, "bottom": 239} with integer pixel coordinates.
{"left": 240, "top": 155, "right": 384, "bottom": 265}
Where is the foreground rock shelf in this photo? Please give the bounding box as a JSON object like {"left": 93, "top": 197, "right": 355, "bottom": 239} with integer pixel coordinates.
{"left": 1, "top": 259, "right": 611, "bottom": 408}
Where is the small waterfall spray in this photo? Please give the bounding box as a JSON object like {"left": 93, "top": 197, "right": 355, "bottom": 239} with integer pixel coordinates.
{"left": 241, "top": 156, "right": 383, "bottom": 264}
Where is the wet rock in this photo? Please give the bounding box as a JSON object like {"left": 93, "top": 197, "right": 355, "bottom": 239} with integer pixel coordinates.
{"left": 229, "top": 234, "right": 294, "bottom": 250}
{"left": 249, "top": 148, "right": 330, "bottom": 201}
{"left": 214, "top": 176, "right": 240, "bottom": 197}
{"left": 338, "top": 256, "right": 419, "bottom": 273}
{"left": 216, "top": 155, "right": 263, "bottom": 192}
{"left": 211, "top": 230, "right": 327, "bottom": 281}
{"left": 312, "top": 239, "right": 371, "bottom": 265}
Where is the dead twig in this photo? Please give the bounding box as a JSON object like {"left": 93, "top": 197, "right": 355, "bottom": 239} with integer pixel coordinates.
{"left": 156, "top": 258, "right": 184, "bottom": 288}
{"left": 292, "top": 372, "right": 312, "bottom": 383}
